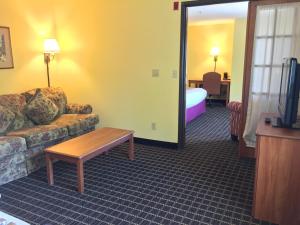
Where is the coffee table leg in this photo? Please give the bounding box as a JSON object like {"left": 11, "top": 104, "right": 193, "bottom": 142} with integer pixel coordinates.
{"left": 46, "top": 154, "right": 54, "bottom": 185}
{"left": 128, "top": 134, "right": 135, "bottom": 160}
{"left": 77, "top": 160, "right": 84, "bottom": 193}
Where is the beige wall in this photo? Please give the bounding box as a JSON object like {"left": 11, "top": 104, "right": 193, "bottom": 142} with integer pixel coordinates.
{"left": 0, "top": 0, "right": 181, "bottom": 143}
{"left": 187, "top": 22, "right": 234, "bottom": 80}
{"left": 230, "top": 19, "right": 247, "bottom": 102}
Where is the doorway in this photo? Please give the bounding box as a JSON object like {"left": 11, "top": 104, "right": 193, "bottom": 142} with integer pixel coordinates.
{"left": 178, "top": 0, "right": 249, "bottom": 148}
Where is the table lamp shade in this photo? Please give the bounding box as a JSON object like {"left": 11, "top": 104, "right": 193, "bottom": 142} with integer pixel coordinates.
{"left": 210, "top": 47, "right": 220, "bottom": 57}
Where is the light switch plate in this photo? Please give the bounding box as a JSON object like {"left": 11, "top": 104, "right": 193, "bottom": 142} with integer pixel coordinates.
{"left": 172, "top": 70, "right": 178, "bottom": 78}
{"left": 151, "top": 122, "right": 156, "bottom": 130}
{"left": 152, "top": 69, "right": 159, "bottom": 77}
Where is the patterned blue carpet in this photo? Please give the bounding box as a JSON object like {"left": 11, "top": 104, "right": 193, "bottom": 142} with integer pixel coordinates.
{"left": 0, "top": 107, "right": 273, "bottom": 225}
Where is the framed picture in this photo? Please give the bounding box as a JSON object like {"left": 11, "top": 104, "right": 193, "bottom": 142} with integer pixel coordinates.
{"left": 0, "top": 26, "right": 14, "bottom": 69}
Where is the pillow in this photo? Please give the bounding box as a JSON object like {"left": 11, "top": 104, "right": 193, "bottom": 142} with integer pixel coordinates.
{"left": 0, "top": 106, "right": 15, "bottom": 134}
{"left": 66, "top": 103, "right": 92, "bottom": 114}
{"left": 42, "top": 87, "right": 67, "bottom": 116}
{"left": 24, "top": 89, "right": 59, "bottom": 125}
{"left": 22, "top": 87, "right": 67, "bottom": 116}
{"left": 0, "top": 94, "right": 27, "bottom": 130}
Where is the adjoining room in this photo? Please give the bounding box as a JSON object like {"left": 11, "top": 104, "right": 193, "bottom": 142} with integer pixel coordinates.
{"left": 184, "top": 2, "right": 248, "bottom": 143}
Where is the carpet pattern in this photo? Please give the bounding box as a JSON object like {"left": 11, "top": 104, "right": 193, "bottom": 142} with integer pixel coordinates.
{"left": 0, "top": 107, "right": 273, "bottom": 225}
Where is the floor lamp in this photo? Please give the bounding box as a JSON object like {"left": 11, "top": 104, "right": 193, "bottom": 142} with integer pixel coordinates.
{"left": 44, "top": 39, "right": 60, "bottom": 87}
{"left": 210, "top": 47, "right": 220, "bottom": 72}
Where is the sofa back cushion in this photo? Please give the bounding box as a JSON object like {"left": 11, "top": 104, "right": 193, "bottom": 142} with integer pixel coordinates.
{"left": 0, "top": 106, "right": 15, "bottom": 135}
{"left": 22, "top": 87, "right": 67, "bottom": 116}
{"left": 66, "top": 103, "right": 93, "bottom": 114}
{"left": 24, "top": 89, "right": 59, "bottom": 125}
{"left": 0, "top": 94, "right": 33, "bottom": 131}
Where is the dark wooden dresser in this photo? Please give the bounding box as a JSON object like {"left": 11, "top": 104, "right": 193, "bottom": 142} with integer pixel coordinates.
{"left": 253, "top": 113, "right": 300, "bottom": 225}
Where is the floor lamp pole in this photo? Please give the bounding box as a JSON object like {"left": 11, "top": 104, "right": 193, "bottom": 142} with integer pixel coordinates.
{"left": 45, "top": 54, "right": 51, "bottom": 88}
{"left": 46, "top": 61, "right": 50, "bottom": 87}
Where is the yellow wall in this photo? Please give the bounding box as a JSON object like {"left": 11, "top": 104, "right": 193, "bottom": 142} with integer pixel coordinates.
{"left": 230, "top": 19, "right": 247, "bottom": 102}
{"left": 187, "top": 22, "right": 234, "bottom": 80}
{"left": 0, "top": 0, "right": 181, "bottom": 143}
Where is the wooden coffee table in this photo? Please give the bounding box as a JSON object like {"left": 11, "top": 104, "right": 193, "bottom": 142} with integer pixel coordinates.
{"left": 45, "top": 127, "right": 134, "bottom": 193}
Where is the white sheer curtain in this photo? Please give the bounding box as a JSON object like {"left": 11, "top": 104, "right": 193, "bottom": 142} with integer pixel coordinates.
{"left": 243, "top": 3, "right": 300, "bottom": 147}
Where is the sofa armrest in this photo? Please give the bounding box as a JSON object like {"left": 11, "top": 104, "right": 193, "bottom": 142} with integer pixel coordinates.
{"left": 65, "top": 103, "right": 93, "bottom": 114}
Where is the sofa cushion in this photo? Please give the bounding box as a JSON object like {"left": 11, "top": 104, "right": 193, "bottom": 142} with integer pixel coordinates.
{"left": 25, "top": 149, "right": 47, "bottom": 174}
{"left": 0, "top": 94, "right": 29, "bottom": 130}
{"left": 79, "top": 113, "right": 99, "bottom": 127}
{"left": 0, "top": 106, "right": 15, "bottom": 134}
{"left": 50, "top": 114, "right": 99, "bottom": 136}
{"left": 66, "top": 103, "right": 92, "bottom": 114}
{"left": 40, "top": 87, "right": 67, "bottom": 116}
{"left": 7, "top": 125, "right": 68, "bottom": 148}
{"left": 24, "top": 90, "right": 59, "bottom": 125}
{"left": 0, "top": 136, "right": 27, "bottom": 157}
{"left": 22, "top": 87, "right": 67, "bottom": 116}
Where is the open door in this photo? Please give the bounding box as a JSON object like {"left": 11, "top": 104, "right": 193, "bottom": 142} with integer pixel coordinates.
{"left": 239, "top": 0, "right": 300, "bottom": 158}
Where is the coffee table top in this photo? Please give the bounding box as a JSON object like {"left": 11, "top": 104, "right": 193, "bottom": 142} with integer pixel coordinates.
{"left": 45, "top": 127, "right": 133, "bottom": 159}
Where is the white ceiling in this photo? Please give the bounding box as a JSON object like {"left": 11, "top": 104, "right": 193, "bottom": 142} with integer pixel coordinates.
{"left": 188, "top": 2, "right": 249, "bottom": 25}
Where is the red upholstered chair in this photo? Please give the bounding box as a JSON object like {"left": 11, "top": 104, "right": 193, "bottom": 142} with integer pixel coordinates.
{"left": 227, "top": 101, "right": 242, "bottom": 141}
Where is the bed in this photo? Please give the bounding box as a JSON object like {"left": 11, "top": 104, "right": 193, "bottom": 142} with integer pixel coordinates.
{"left": 186, "top": 88, "right": 207, "bottom": 123}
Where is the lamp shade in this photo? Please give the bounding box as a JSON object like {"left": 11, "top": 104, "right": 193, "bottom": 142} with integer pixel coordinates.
{"left": 210, "top": 47, "right": 220, "bottom": 56}
{"left": 44, "top": 39, "right": 60, "bottom": 53}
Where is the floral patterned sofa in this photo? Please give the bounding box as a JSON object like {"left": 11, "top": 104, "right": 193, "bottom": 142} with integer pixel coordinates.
{"left": 0, "top": 87, "right": 99, "bottom": 185}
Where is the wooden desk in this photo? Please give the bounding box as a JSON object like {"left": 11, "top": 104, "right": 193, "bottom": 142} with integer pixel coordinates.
{"left": 188, "top": 79, "right": 231, "bottom": 105}
{"left": 254, "top": 113, "right": 300, "bottom": 225}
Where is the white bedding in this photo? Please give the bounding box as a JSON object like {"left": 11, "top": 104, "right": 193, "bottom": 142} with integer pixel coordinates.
{"left": 186, "top": 88, "right": 207, "bottom": 108}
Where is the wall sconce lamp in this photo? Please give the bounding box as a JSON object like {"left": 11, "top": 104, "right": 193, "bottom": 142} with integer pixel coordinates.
{"left": 44, "top": 39, "right": 60, "bottom": 87}
{"left": 210, "top": 47, "right": 220, "bottom": 72}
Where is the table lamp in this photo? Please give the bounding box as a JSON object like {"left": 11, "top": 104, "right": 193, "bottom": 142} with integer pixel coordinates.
{"left": 210, "top": 47, "right": 220, "bottom": 72}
